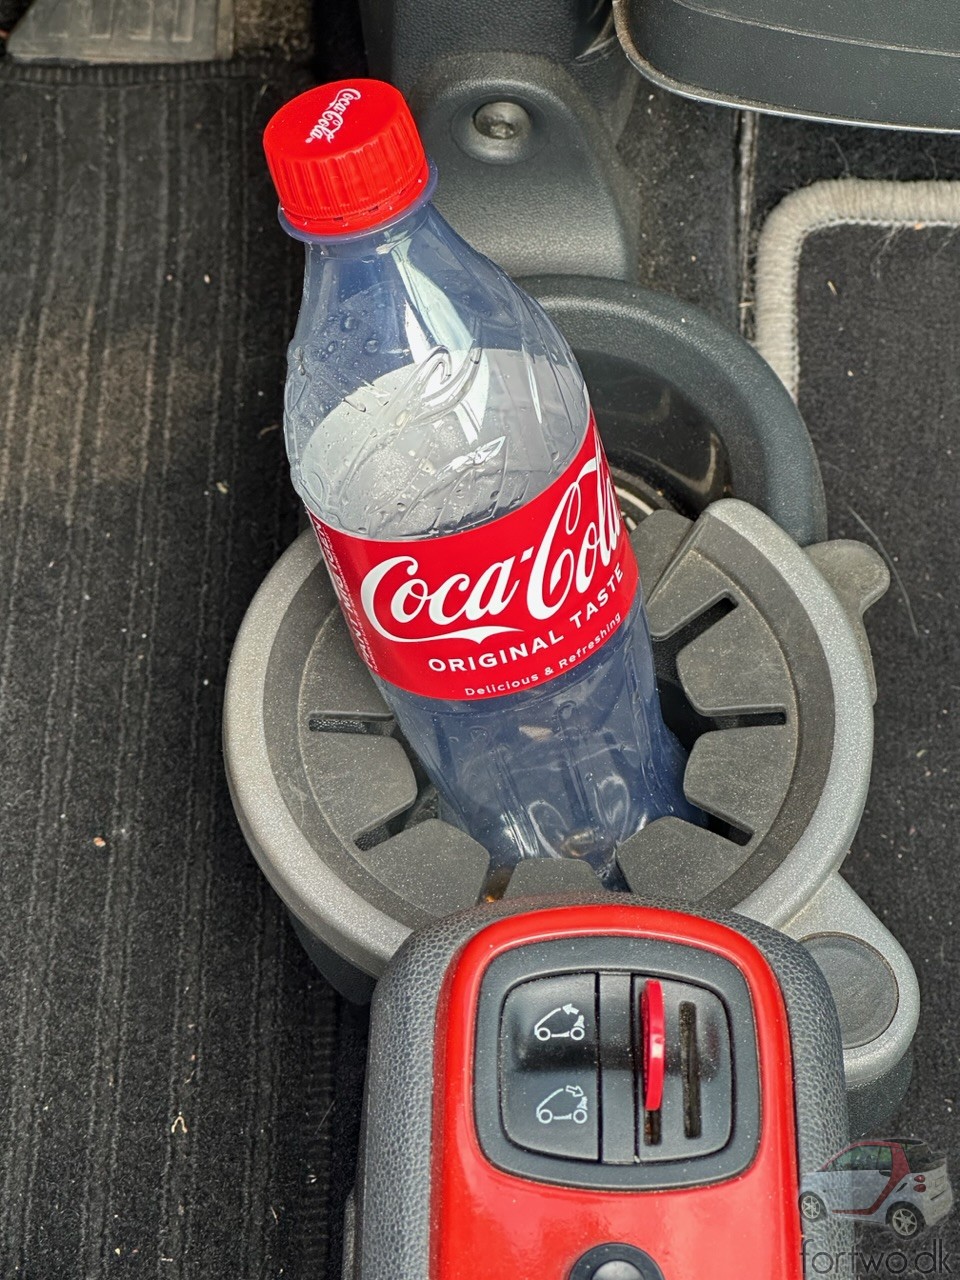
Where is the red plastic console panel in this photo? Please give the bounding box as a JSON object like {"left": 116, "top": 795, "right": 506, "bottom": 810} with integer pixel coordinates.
{"left": 430, "top": 904, "right": 802, "bottom": 1280}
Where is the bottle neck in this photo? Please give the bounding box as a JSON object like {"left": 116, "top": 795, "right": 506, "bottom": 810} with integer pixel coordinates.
{"left": 280, "top": 162, "right": 439, "bottom": 260}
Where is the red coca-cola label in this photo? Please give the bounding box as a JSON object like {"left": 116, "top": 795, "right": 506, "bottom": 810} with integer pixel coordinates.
{"left": 308, "top": 414, "right": 639, "bottom": 700}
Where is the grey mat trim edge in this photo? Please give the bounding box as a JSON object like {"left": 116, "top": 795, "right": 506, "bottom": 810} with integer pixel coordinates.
{"left": 754, "top": 179, "right": 960, "bottom": 400}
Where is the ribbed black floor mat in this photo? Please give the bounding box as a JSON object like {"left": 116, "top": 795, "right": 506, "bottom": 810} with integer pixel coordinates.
{"left": 796, "top": 224, "right": 960, "bottom": 1245}
{"left": 0, "top": 61, "right": 356, "bottom": 1279}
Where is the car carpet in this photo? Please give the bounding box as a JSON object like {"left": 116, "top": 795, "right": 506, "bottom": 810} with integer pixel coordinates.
{"left": 4, "top": 27, "right": 960, "bottom": 1279}
{"left": 0, "top": 58, "right": 364, "bottom": 1279}
{"left": 754, "top": 182, "right": 960, "bottom": 1252}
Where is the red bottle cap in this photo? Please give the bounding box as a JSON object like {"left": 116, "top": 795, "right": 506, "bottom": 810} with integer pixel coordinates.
{"left": 262, "top": 79, "right": 430, "bottom": 237}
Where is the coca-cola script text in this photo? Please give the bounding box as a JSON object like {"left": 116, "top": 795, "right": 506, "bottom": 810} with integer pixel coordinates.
{"left": 308, "top": 414, "right": 639, "bottom": 699}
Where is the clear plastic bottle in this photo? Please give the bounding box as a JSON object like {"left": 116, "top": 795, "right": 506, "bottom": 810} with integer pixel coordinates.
{"left": 263, "top": 79, "right": 699, "bottom": 885}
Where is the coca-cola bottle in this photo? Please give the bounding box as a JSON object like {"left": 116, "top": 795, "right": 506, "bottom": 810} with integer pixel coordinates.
{"left": 263, "top": 79, "right": 700, "bottom": 886}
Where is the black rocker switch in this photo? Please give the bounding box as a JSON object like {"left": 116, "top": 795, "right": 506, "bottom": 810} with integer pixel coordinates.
{"left": 499, "top": 973, "right": 599, "bottom": 1161}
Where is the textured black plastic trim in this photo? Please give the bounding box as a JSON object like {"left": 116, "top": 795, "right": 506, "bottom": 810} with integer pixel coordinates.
{"left": 615, "top": 0, "right": 960, "bottom": 132}
{"left": 408, "top": 57, "right": 638, "bottom": 280}
{"left": 350, "top": 898, "right": 851, "bottom": 1279}
{"left": 360, "top": 0, "right": 636, "bottom": 133}
{"left": 525, "top": 277, "right": 827, "bottom": 547}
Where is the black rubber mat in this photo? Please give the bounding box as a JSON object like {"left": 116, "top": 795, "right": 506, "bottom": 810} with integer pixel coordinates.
{"left": 0, "top": 60, "right": 363, "bottom": 1279}
{"left": 619, "top": 85, "right": 739, "bottom": 328}
{"left": 796, "top": 224, "right": 960, "bottom": 1239}
{"left": 752, "top": 114, "right": 960, "bottom": 227}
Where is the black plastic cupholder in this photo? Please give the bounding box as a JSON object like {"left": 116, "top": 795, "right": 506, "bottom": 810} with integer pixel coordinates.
{"left": 225, "top": 278, "right": 916, "bottom": 1131}
{"left": 524, "top": 277, "right": 827, "bottom": 547}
